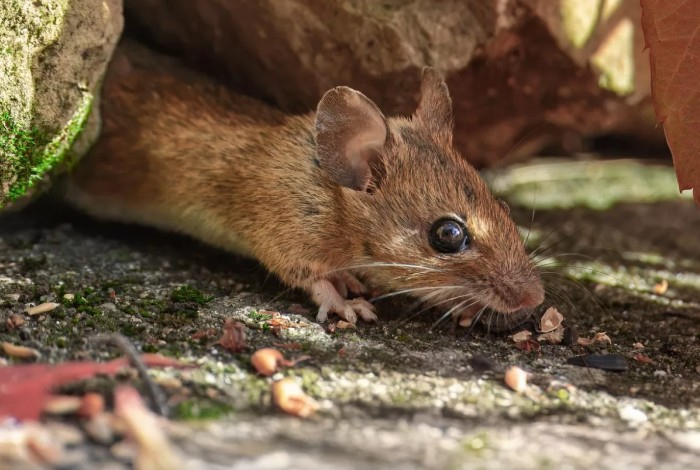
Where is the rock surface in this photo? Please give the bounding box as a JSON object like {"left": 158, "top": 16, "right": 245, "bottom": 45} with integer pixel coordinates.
{"left": 0, "top": 159, "right": 698, "bottom": 468}
{"left": 124, "top": 0, "right": 663, "bottom": 166}
{"left": 0, "top": 0, "right": 123, "bottom": 209}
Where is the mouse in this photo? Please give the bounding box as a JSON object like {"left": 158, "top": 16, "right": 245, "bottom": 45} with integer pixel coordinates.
{"left": 64, "top": 42, "right": 545, "bottom": 326}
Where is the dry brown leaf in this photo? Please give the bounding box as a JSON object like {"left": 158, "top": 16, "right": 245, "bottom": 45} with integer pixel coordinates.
{"left": 504, "top": 366, "right": 527, "bottom": 393}
{"left": 26, "top": 303, "right": 59, "bottom": 316}
{"left": 190, "top": 328, "right": 217, "bottom": 340}
{"left": 271, "top": 378, "right": 319, "bottom": 418}
{"left": 633, "top": 352, "right": 655, "bottom": 365}
{"left": 216, "top": 319, "right": 246, "bottom": 352}
{"left": 633, "top": 342, "right": 645, "bottom": 349}
{"left": 539, "top": 307, "right": 564, "bottom": 333}
{"left": 515, "top": 339, "right": 541, "bottom": 353}
{"left": 641, "top": 0, "right": 700, "bottom": 204}
{"left": 2, "top": 342, "right": 41, "bottom": 359}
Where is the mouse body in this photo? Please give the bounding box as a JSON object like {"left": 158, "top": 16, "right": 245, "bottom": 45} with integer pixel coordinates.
{"left": 65, "top": 43, "right": 544, "bottom": 324}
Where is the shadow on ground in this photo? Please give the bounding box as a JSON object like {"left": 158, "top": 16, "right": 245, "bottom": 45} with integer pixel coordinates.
{"left": 0, "top": 159, "right": 698, "bottom": 469}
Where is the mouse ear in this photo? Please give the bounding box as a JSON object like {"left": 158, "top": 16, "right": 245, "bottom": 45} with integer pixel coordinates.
{"left": 315, "top": 86, "right": 389, "bottom": 191}
{"left": 414, "top": 67, "right": 453, "bottom": 142}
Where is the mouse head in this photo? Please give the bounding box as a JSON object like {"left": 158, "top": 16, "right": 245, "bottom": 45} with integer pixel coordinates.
{"left": 314, "top": 67, "right": 544, "bottom": 321}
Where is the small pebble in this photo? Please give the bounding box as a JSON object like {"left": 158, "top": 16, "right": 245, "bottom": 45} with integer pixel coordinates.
{"left": 653, "top": 370, "right": 667, "bottom": 378}
{"left": 619, "top": 405, "right": 648, "bottom": 425}
{"left": 99, "top": 302, "right": 118, "bottom": 313}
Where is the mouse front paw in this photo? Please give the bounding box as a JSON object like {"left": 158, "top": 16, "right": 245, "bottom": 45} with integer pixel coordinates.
{"left": 329, "top": 271, "right": 367, "bottom": 298}
{"left": 311, "top": 279, "right": 377, "bottom": 324}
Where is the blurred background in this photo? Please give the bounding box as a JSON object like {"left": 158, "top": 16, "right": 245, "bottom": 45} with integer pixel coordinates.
{"left": 0, "top": 0, "right": 685, "bottom": 211}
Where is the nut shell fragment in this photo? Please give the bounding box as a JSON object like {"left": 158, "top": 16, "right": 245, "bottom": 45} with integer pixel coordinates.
{"left": 539, "top": 307, "right": 564, "bottom": 333}
{"left": 271, "top": 378, "right": 319, "bottom": 418}
{"left": 2, "top": 342, "right": 41, "bottom": 359}
{"left": 577, "top": 332, "right": 612, "bottom": 347}
{"left": 511, "top": 330, "right": 533, "bottom": 342}
{"left": 504, "top": 366, "right": 528, "bottom": 393}
{"left": 26, "top": 303, "right": 59, "bottom": 316}
{"left": 251, "top": 348, "right": 285, "bottom": 376}
{"left": 336, "top": 320, "right": 355, "bottom": 330}
{"left": 653, "top": 279, "right": 668, "bottom": 295}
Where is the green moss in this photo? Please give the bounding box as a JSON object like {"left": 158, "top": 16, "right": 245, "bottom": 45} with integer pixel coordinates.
{"left": 247, "top": 310, "right": 269, "bottom": 321}
{"left": 171, "top": 285, "right": 213, "bottom": 305}
{"left": 172, "top": 398, "right": 234, "bottom": 421}
{"left": 142, "top": 343, "right": 158, "bottom": 353}
{"left": 1, "top": 92, "right": 93, "bottom": 207}
{"left": 0, "top": 111, "right": 49, "bottom": 204}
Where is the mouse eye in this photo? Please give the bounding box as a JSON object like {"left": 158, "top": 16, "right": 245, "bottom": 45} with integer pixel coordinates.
{"left": 429, "top": 218, "right": 470, "bottom": 253}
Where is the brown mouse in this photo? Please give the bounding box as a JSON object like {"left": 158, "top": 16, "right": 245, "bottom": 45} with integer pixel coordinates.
{"left": 64, "top": 42, "right": 544, "bottom": 325}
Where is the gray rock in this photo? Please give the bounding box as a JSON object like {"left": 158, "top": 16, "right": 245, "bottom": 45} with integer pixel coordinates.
{"left": 124, "top": 0, "right": 661, "bottom": 166}
{"left": 0, "top": 0, "right": 123, "bottom": 209}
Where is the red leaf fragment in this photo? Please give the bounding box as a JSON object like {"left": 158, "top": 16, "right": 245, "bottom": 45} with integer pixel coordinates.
{"left": 0, "top": 354, "right": 193, "bottom": 421}
{"left": 515, "top": 339, "right": 541, "bottom": 353}
{"left": 633, "top": 352, "right": 654, "bottom": 365}
{"left": 216, "top": 319, "right": 247, "bottom": 352}
{"left": 641, "top": 0, "right": 700, "bottom": 204}
{"left": 191, "top": 328, "right": 217, "bottom": 340}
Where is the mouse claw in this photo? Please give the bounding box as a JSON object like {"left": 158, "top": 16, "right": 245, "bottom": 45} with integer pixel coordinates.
{"left": 348, "top": 298, "right": 377, "bottom": 322}
{"left": 316, "top": 305, "right": 330, "bottom": 323}
{"left": 330, "top": 272, "right": 368, "bottom": 299}
{"left": 311, "top": 279, "right": 377, "bottom": 324}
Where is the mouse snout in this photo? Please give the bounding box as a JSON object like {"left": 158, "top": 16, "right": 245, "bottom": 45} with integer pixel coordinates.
{"left": 516, "top": 282, "right": 545, "bottom": 310}
{"left": 490, "top": 273, "right": 545, "bottom": 313}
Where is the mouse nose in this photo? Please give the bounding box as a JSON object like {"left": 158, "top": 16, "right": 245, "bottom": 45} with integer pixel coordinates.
{"left": 517, "top": 284, "right": 545, "bottom": 310}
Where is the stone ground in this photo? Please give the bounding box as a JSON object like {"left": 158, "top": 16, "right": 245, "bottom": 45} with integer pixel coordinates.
{"left": 0, "top": 158, "right": 699, "bottom": 469}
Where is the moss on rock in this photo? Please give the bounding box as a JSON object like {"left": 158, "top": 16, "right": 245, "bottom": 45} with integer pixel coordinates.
{"left": 0, "top": 0, "right": 122, "bottom": 209}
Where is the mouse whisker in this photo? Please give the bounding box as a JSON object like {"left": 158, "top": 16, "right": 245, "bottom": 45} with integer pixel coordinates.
{"left": 468, "top": 305, "right": 489, "bottom": 331}
{"left": 429, "top": 298, "right": 474, "bottom": 333}
{"left": 540, "top": 271, "right": 610, "bottom": 316}
{"left": 398, "top": 292, "right": 479, "bottom": 327}
{"left": 370, "top": 285, "right": 463, "bottom": 303}
{"left": 538, "top": 265, "right": 625, "bottom": 286}
{"left": 532, "top": 252, "right": 595, "bottom": 266}
{"left": 523, "top": 189, "right": 538, "bottom": 249}
{"left": 323, "top": 263, "right": 440, "bottom": 276}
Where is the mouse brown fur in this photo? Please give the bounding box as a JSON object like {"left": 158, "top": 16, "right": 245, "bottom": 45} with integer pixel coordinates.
{"left": 65, "top": 42, "right": 544, "bottom": 325}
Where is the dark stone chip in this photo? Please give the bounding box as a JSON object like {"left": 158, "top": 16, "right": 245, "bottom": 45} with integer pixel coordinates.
{"left": 567, "top": 353, "right": 628, "bottom": 372}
